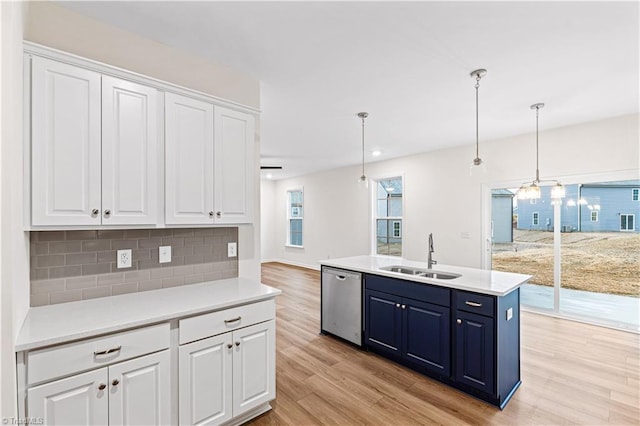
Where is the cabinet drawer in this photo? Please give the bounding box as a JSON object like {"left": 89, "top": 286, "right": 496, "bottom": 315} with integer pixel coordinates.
{"left": 365, "top": 274, "right": 450, "bottom": 307}
{"left": 455, "top": 290, "right": 495, "bottom": 317}
{"left": 179, "top": 299, "right": 275, "bottom": 345}
{"left": 27, "top": 323, "right": 169, "bottom": 385}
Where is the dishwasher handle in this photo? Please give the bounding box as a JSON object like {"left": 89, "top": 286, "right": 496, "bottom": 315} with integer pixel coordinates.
{"left": 335, "top": 275, "right": 347, "bottom": 281}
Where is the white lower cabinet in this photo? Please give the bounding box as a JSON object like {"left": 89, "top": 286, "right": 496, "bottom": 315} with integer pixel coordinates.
{"left": 28, "top": 350, "right": 170, "bottom": 426}
{"left": 28, "top": 368, "right": 108, "bottom": 425}
{"left": 179, "top": 320, "right": 275, "bottom": 426}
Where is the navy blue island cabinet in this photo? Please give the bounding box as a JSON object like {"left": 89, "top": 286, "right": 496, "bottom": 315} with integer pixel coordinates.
{"left": 364, "top": 274, "right": 521, "bottom": 409}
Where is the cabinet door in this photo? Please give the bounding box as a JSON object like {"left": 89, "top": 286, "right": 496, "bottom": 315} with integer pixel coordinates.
{"left": 455, "top": 310, "right": 495, "bottom": 395}
{"left": 31, "top": 57, "right": 101, "bottom": 226}
{"left": 402, "top": 299, "right": 450, "bottom": 376}
{"left": 179, "top": 334, "right": 233, "bottom": 425}
{"left": 108, "top": 350, "right": 171, "bottom": 426}
{"left": 232, "top": 320, "right": 275, "bottom": 417}
{"left": 27, "top": 368, "right": 108, "bottom": 425}
{"left": 165, "top": 92, "right": 214, "bottom": 224}
{"left": 102, "top": 76, "right": 158, "bottom": 225}
{"left": 364, "top": 290, "right": 402, "bottom": 356}
{"left": 213, "top": 106, "right": 255, "bottom": 224}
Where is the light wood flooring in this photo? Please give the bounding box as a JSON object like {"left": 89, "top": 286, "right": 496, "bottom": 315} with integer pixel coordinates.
{"left": 249, "top": 262, "right": 640, "bottom": 425}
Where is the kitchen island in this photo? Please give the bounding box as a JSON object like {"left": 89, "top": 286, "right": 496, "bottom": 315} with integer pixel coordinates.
{"left": 319, "top": 255, "right": 531, "bottom": 409}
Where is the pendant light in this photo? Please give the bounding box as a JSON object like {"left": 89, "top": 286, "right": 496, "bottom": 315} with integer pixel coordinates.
{"left": 516, "top": 103, "right": 565, "bottom": 200}
{"left": 357, "top": 112, "right": 369, "bottom": 188}
{"left": 470, "top": 68, "right": 487, "bottom": 174}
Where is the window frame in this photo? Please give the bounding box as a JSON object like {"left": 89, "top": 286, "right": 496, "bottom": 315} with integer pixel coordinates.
{"left": 532, "top": 212, "right": 539, "bottom": 226}
{"left": 632, "top": 188, "right": 639, "bottom": 201}
{"left": 286, "top": 188, "right": 304, "bottom": 248}
{"left": 620, "top": 213, "right": 635, "bottom": 231}
{"left": 371, "top": 174, "right": 405, "bottom": 257}
{"left": 590, "top": 210, "right": 599, "bottom": 222}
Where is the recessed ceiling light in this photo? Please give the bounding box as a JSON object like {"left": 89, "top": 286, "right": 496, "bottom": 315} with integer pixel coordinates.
{"left": 372, "top": 150, "right": 381, "bottom": 157}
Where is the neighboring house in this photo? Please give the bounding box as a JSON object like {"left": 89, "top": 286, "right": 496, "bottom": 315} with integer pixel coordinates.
{"left": 491, "top": 189, "right": 514, "bottom": 243}
{"left": 515, "top": 181, "right": 640, "bottom": 232}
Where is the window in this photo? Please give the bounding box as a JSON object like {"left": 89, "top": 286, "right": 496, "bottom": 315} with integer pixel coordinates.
{"left": 591, "top": 211, "right": 599, "bottom": 222}
{"left": 621, "top": 214, "right": 635, "bottom": 231}
{"left": 633, "top": 188, "right": 639, "bottom": 201}
{"left": 532, "top": 212, "right": 539, "bottom": 225}
{"left": 374, "top": 177, "right": 403, "bottom": 256}
{"left": 287, "top": 189, "right": 303, "bottom": 247}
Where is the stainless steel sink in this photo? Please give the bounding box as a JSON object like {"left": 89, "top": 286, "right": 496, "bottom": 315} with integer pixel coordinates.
{"left": 379, "top": 265, "right": 461, "bottom": 280}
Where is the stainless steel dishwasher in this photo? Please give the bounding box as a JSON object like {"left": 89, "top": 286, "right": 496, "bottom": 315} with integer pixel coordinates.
{"left": 321, "top": 267, "right": 363, "bottom": 346}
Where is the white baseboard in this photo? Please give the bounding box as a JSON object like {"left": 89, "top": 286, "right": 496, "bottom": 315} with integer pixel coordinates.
{"left": 260, "top": 258, "right": 320, "bottom": 271}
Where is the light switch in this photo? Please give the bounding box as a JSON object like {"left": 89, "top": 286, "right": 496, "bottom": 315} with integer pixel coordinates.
{"left": 506, "top": 307, "right": 513, "bottom": 321}
{"left": 228, "top": 242, "right": 237, "bottom": 258}
{"left": 159, "top": 246, "right": 172, "bottom": 264}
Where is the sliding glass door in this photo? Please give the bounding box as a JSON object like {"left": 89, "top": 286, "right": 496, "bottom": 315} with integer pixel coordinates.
{"left": 489, "top": 178, "right": 639, "bottom": 331}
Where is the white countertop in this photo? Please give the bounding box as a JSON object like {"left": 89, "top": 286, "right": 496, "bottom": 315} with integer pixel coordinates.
{"left": 16, "top": 277, "right": 281, "bottom": 352}
{"left": 320, "top": 255, "right": 530, "bottom": 297}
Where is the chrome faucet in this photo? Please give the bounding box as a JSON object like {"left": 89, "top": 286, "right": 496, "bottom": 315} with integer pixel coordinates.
{"left": 428, "top": 233, "right": 437, "bottom": 269}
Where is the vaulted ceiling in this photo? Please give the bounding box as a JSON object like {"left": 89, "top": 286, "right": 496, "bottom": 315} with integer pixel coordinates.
{"left": 58, "top": 1, "right": 639, "bottom": 179}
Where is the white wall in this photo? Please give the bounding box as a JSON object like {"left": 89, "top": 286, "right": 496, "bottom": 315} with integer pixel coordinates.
{"left": 261, "top": 114, "right": 639, "bottom": 270}
{"left": 24, "top": 2, "right": 260, "bottom": 109}
{"left": 1, "top": 1, "right": 27, "bottom": 418}
{"left": 260, "top": 179, "right": 278, "bottom": 262}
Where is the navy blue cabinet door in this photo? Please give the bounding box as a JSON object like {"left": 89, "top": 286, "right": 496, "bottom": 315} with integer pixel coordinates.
{"left": 455, "top": 310, "right": 495, "bottom": 394}
{"left": 364, "top": 289, "right": 402, "bottom": 355}
{"left": 402, "top": 300, "right": 451, "bottom": 376}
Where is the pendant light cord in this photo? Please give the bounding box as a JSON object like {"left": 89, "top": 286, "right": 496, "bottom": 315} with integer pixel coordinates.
{"left": 361, "top": 115, "right": 365, "bottom": 176}
{"left": 475, "top": 75, "right": 480, "bottom": 160}
{"left": 535, "top": 104, "right": 540, "bottom": 182}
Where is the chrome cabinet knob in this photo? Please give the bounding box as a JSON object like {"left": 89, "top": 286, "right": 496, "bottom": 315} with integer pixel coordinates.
{"left": 457, "top": 319, "right": 462, "bottom": 325}
{"left": 395, "top": 303, "right": 400, "bottom": 308}
{"left": 401, "top": 304, "right": 406, "bottom": 309}
{"left": 98, "top": 383, "right": 106, "bottom": 391}
{"left": 104, "top": 209, "right": 111, "bottom": 217}
{"left": 227, "top": 343, "right": 233, "bottom": 349}
{"left": 235, "top": 341, "right": 241, "bottom": 347}
{"left": 209, "top": 211, "right": 214, "bottom": 218}
{"left": 216, "top": 211, "right": 221, "bottom": 217}
{"left": 112, "top": 379, "right": 120, "bottom": 386}
{"left": 91, "top": 209, "right": 99, "bottom": 216}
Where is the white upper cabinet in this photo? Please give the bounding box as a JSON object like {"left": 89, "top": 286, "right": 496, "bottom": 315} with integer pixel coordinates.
{"left": 165, "top": 96, "right": 256, "bottom": 225}
{"left": 30, "top": 57, "right": 159, "bottom": 227}
{"left": 214, "top": 106, "right": 255, "bottom": 224}
{"left": 101, "top": 76, "right": 158, "bottom": 225}
{"left": 165, "top": 92, "right": 215, "bottom": 225}
{"left": 31, "top": 57, "right": 102, "bottom": 226}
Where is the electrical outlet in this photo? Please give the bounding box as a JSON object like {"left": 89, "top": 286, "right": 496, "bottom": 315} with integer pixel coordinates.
{"left": 227, "top": 242, "right": 237, "bottom": 258}
{"left": 117, "top": 249, "right": 132, "bottom": 269}
{"left": 159, "top": 246, "right": 172, "bottom": 264}
{"left": 506, "top": 307, "right": 513, "bottom": 321}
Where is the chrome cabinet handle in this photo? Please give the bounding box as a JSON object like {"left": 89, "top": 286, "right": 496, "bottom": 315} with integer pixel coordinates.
{"left": 94, "top": 346, "right": 122, "bottom": 356}
{"left": 227, "top": 343, "right": 233, "bottom": 349}
{"left": 457, "top": 319, "right": 462, "bottom": 324}
{"left": 224, "top": 316, "right": 241, "bottom": 324}
{"left": 104, "top": 209, "right": 111, "bottom": 217}
{"left": 98, "top": 383, "right": 106, "bottom": 391}
{"left": 209, "top": 211, "right": 214, "bottom": 218}
{"left": 235, "top": 341, "right": 241, "bottom": 347}
{"left": 395, "top": 303, "right": 400, "bottom": 308}
{"left": 465, "top": 301, "right": 482, "bottom": 307}
{"left": 91, "top": 209, "right": 99, "bottom": 215}
{"left": 216, "top": 211, "right": 221, "bottom": 217}
{"left": 112, "top": 379, "right": 119, "bottom": 386}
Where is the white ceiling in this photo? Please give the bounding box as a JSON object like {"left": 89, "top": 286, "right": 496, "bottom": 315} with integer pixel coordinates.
{"left": 58, "top": 1, "right": 639, "bottom": 180}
